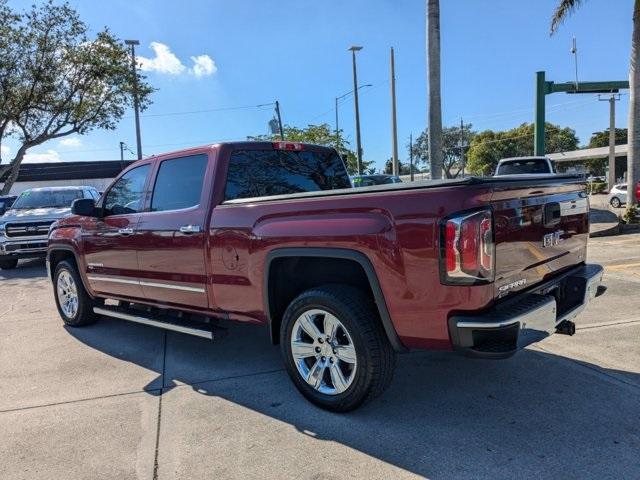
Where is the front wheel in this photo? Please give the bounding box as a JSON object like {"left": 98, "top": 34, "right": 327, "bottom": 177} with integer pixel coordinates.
{"left": 610, "top": 197, "right": 622, "bottom": 208}
{"left": 280, "top": 285, "right": 396, "bottom": 412}
{"left": 53, "top": 260, "right": 98, "bottom": 327}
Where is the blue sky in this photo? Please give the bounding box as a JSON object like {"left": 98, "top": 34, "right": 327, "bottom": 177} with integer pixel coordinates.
{"left": 4, "top": 0, "right": 634, "bottom": 171}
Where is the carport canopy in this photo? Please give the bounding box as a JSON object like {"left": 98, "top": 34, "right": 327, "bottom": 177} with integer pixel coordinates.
{"left": 547, "top": 144, "right": 628, "bottom": 163}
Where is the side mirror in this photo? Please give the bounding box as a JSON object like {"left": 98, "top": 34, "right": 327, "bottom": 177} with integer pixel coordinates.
{"left": 71, "top": 198, "right": 98, "bottom": 217}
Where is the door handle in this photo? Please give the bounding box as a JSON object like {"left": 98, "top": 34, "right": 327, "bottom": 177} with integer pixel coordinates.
{"left": 179, "top": 225, "right": 202, "bottom": 234}
{"left": 117, "top": 228, "right": 134, "bottom": 235}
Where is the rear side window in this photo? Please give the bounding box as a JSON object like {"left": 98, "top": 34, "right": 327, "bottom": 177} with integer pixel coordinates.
{"left": 151, "top": 154, "right": 208, "bottom": 212}
{"left": 225, "top": 149, "right": 350, "bottom": 200}
{"left": 497, "top": 159, "right": 551, "bottom": 175}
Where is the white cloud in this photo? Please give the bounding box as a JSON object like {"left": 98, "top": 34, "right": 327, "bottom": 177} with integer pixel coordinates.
{"left": 23, "top": 149, "right": 61, "bottom": 163}
{"left": 0, "top": 145, "right": 10, "bottom": 159}
{"left": 59, "top": 137, "right": 82, "bottom": 148}
{"left": 138, "top": 42, "right": 186, "bottom": 75}
{"left": 137, "top": 42, "right": 217, "bottom": 78}
{"left": 189, "top": 55, "right": 217, "bottom": 77}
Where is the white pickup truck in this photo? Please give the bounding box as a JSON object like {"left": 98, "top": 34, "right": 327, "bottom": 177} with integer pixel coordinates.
{"left": 494, "top": 156, "right": 556, "bottom": 176}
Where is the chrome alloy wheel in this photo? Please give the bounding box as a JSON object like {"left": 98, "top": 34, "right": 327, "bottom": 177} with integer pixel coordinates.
{"left": 290, "top": 309, "right": 357, "bottom": 395}
{"left": 56, "top": 270, "right": 79, "bottom": 319}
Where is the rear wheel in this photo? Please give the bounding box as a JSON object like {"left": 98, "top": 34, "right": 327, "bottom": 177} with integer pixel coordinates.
{"left": 610, "top": 197, "right": 622, "bottom": 208}
{"left": 0, "top": 259, "right": 18, "bottom": 270}
{"left": 280, "top": 285, "right": 396, "bottom": 412}
{"left": 53, "top": 260, "right": 98, "bottom": 327}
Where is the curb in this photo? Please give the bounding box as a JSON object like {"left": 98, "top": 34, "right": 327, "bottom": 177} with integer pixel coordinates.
{"left": 589, "top": 222, "right": 621, "bottom": 238}
{"left": 621, "top": 223, "right": 640, "bottom": 233}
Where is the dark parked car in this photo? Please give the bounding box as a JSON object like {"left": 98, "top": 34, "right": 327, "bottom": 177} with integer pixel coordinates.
{"left": 351, "top": 174, "right": 402, "bottom": 187}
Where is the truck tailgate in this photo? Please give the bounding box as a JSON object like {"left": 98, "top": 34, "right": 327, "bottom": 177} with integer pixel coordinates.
{"left": 490, "top": 181, "right": 589, "bottom": 300}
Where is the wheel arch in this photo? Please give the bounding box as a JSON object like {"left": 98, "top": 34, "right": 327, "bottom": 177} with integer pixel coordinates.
{"left": 47, "top": 246, "right": 93, "bottom": 297}
{"left": 264, "top": 248, "right": 407, "bottom": 352}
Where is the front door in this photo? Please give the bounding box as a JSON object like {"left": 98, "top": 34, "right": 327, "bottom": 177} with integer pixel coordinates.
{"left": 83, "top": 163, "right": 152, "bottom": 299}
{"left": 136, "top": 154, "right": 210, "bottom": 308}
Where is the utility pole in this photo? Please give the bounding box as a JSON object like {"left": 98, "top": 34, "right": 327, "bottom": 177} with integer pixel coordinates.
{"left": 125, "top": 40, "right": 142, "bottom": 160}
{"left": 460, "top": 118, "right": 465, "bottom": 177}
{"left": 335, "top": 97, "right": 340, "bottom": 149}
{"left": 274, "top": 101, "right": 284, "bottom": 140}
{"left": 349, "top": 46, "right": 364, "bottom": 174}
{"left": 119, "top": 141, "right": 125, "bottom": 170}
{"left": 599, "top": 94, "right": 620, "bottom": 188}
{"left": 390, "top": 47, "right": 399, "bottom": 176}
{"left": 409, "top": 133, "right": 414, "bottom": 181}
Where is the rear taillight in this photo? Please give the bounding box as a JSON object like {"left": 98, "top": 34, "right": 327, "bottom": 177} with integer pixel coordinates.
{"left": 440, "top": 209, "right": 494, "bottom": 285}
{"left": 272, "top": 141, "right": 304, "bottom": 151}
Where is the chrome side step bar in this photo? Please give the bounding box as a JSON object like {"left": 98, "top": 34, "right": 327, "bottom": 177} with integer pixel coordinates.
{"left": 94, "top": 306, "right": 214, "bottom": 340}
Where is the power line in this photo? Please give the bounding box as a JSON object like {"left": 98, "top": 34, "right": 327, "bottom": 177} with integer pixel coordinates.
{"left": 123, "top": 102, "right": 275, "bottom": 120}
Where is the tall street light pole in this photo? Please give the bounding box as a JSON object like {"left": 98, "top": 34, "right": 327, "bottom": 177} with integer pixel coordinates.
{"left": 335, "top": 84, "right": 372, "bottom": 153}
{"left": 390, "top": 47, "right": 399, "bottom": 176}
{"left": 349, "top": 46, "right": 363, "bottom": 174}
{"left": 125, "top": 39, "right": 142, "bottom": 160}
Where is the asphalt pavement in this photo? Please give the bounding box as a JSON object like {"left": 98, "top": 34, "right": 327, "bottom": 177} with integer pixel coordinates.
{"left": 0, "top": 233, "right": 639, "bottom": 480}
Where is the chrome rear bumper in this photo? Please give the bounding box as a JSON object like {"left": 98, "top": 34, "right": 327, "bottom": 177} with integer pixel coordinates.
{"left": 449, "top": 263, "right": 604, "bottom": 358}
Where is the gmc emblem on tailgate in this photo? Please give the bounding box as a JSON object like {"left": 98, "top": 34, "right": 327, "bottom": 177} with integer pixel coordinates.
{"left": 543, "top": 230, "right": 564, "bottom": 248}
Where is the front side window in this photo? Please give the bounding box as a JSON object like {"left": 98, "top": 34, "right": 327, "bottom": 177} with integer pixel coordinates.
{"left": 150, "top": 154, "right": 208, "bottom": 212}
{"left": 225, "top": 149, "right": 351, "bottom": 201}
{"left": 104, "top": 164, "right": 150, "bottom": 216}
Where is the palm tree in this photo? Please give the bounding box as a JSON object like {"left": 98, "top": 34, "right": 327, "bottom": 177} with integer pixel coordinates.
{"left": 551, "top": 0, "right": 640, "bottom": 215}
{"left": 427, "top": 0, "right": 443, "bottom": 179}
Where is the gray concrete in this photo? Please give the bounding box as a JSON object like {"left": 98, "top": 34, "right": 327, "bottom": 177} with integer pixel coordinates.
{"left": 1, "top": 235, "right": 639, "bottom": 480}
{"left": 589, "top": 194, "right": 620, "bottom": 237}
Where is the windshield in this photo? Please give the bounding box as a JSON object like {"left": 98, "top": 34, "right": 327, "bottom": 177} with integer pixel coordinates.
{"left": 497, "top": 159, "right": 552, "bottom": 175}
{"left": 11, "top": 190, "right": 84, "bottom": 209}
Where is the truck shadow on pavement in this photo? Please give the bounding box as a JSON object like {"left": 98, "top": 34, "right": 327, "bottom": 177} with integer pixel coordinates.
{"left": 0, "top": 259, "right": 47, "bottom": 282}
{"left": 67, "top": 318, "right": 640, "bottom": 480}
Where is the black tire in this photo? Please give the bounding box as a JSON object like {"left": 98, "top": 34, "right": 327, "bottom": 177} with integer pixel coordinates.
{"left": 0, "top": 258, "right": 18, "bottom": 270}
{"left": 610, "top": 197, "right": 622, "bottom": 208}
{"left": 53, "top": 260, "right": 98, "bottom": 327}
{"left": 280, "top": 284, "right": 396, "bottom": 412}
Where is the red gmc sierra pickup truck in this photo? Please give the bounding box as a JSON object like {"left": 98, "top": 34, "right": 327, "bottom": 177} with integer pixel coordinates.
{"left": 47, "top": 141, "right": 605, "bottom": 412}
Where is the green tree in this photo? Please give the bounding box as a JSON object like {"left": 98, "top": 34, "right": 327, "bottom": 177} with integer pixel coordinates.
{"left": 383, "top": 158, "right": 415, "bottom": 175}
{"left": 551, "top": 0, "right": 639, "bottom": 211}
{"left": 249, "top": 123, "right": 374, "bottom": 175}
{"left": 589, "top": 128, "right": 628, "bottom": 148}
{"left": 0, "top": 0, "right": 154, "bottom": 194}
{"left": 410, "top": 124, "right": 475, "bottom": 178}
{"left": 466, "top": 123, "right": 578, "bottom": 175}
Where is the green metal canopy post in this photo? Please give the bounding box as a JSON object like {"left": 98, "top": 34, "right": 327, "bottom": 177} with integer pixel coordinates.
{"left": 534, "top": 71, "right": 547, "bottom": 156}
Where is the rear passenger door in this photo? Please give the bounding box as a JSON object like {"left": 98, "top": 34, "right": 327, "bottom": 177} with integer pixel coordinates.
{"left": 136, "top": 154, "right": 210, "bottom": 308}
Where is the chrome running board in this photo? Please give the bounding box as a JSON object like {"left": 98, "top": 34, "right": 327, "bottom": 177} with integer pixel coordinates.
{"left": 94, "top": 306, "right": 215, "bottom": 340}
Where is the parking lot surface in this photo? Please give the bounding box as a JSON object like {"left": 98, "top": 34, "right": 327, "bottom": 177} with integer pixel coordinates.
{"left": 1, "top": 233, "right": 639, "bottom": 480}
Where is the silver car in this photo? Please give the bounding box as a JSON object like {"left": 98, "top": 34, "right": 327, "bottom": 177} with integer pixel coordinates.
{"left": 608, "top": 184, "right": 627, "bottom": 208}
{"left": 0, "top": 186, "right": 99, "bottom": 269}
